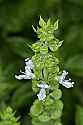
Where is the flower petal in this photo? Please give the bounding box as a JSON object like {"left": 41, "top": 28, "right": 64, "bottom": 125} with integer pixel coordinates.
{"left": 61, "top": 80, "right": 74, "bottom": 88}
{"left": 37, "top": 83, "right": 50, "bottom": 89}
{"left": 58, "top": 70, "right": 74, "bottom": 88}
{"left": 37, "top": 89, "right": 46, "bottom": 101}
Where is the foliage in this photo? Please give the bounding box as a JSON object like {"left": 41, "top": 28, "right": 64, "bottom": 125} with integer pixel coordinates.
{"left": 0, "top": 0, "right": 82, "bottom": 125}
{"left": 0, "top": 107, "right": 20, "bottom": 125}
{"left": 75, "top": 105, "right": 83, "bottom": 125}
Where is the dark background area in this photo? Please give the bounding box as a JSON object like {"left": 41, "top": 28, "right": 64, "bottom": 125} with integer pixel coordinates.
{"left": 0, "top": 0, "right": 83, "bottom": 125}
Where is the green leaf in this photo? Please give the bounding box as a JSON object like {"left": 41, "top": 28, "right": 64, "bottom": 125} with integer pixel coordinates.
{"left": 38, "top": 112, "right": 51, "bottom": 122}
{"left": 30, "top": 100, "right": 43, "bottom": 117}
{"left": 0, "top": 107, "right": 20, "bottom": 125}
{"left": 67, "top": 0, "right": 83, "bottom": 7}
{"left": 49, "top": 39, "right": 63, "bottom": 52}
{"left": 50, "top": 89, "right": 62, "bottom": 100}
{"left": 55, "top": 100, "right": 63, "bottom": 111}
{"left": 44, "top": 96, "right": 54, "bottom": 107}
{"left": 40, "top": 45, "right": 48, "bottom": 54}
{"left": 49, "top": 40, "right": 58, "bottom": 51}
{"left": 51, "top": 110, "right": 62, "bottom": 120}
{"left": 7, "top": 37, "right": 33, "bottom": 58}
{"left": 0, "top": 82, "right": 19, "bottom": 100}
{"left": 11, "top": 83, "right": 33, "bottom": 109}
{"left": 32, "top": 118, "right": 49, "bottom": 125}
{"left": 65, "top": 55, "right": 83, "bottom": 77}
{"left": 39, "top": 16, "right": 46, "bottom": 28}
{"left": 75, "top": 105, "right": 83, "bottom": 125}
{"left": 54, "top": 20, "right": 59, "bottom": 31}
{"left": 32, "top": 79, "right": 40, "bottom": 92}
{"left": 0, "top": 0, "right": 39, "bottom": 32}
{"left": 54, "top": 122, "right": 63, "bottom": 125}
{"left": 50, "top": 100, "right": 63, "bottom": 120}
{"left": 32, "top": 42, "right": 41, "bottom": 53}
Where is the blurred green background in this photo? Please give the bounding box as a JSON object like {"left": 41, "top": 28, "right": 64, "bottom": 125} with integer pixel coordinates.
{"left": 0, "top": 0, "right": 83, "bottom": 125}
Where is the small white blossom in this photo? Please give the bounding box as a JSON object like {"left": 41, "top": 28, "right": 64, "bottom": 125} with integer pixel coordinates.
{"left": 15, "top": 58, "right": 35, "bottom": 80}
{"left": 37, "top": 89, "right": 46, "bottom": 101}
{"left": 37, "top": 83, "right": 50, "bottom": 89}
{"left": 58, "top": 70, "right": 74, "bottom": 88}
{"left": 25, "top": 58, "right": 34, "bottom": 70}
{"left": 37, "top": 83, "right": 50, "bottom": 101}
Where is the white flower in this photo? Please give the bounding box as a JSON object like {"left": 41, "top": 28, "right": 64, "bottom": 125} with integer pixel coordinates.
{"left": 37, "top": 83, "right": 50, "bottom": 101}
{"left": 58, "top": 70, "right": 74, "bottom": 88}
{"left": 37, "top": 83, "right": 50, "bottom": 89}
{"left": 15, "top": 58, "right": 35, "bottom": 80}
{"left": 25, "top": 58, "right": 34, "bottom": 70}
{"left": 37, "top": 89, "right": 46, "bottom": 101}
